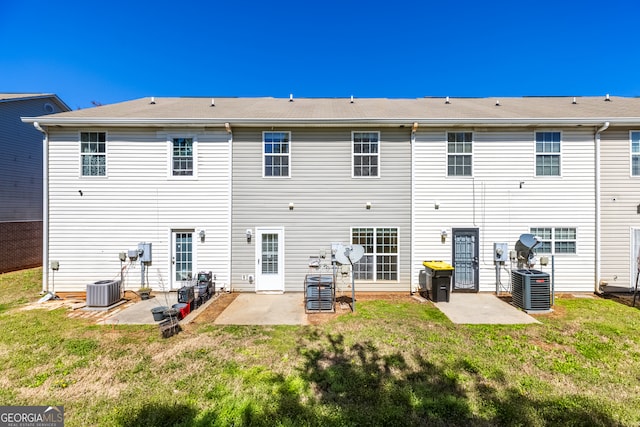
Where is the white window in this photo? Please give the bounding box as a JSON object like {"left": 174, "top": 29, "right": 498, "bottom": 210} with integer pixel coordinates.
{"left": 172, "top": 138, "right": 193, "bottom": 176}
{"left": 631, "top": 131, "right": 640, "bottom": 176}
{"left": 353, "top": 132, "right": 379, "bottom": 177}
{"left": 536, "top": 132, "right": 561, "bottom": 176}
{"left": 80, "top": 132, "right": 106, "bottom": 176}
{"left": 351, "top": 227, "right": 398, "bottom": 281}
{"left": 263, "top": 132, "right": 290, "bottom": 177}
{"left": 530, "top": 227, "right": 576, "bottom": 254}
{"left": 447, "top": 132, "right": 472, "bottom": 176}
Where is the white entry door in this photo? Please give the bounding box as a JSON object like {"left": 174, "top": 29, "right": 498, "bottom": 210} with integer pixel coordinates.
{"left": 172, "top": 230, "right": 194, "bottom": 290}
{"left": 255, "top": 227, "right": 285, "bottom": 292}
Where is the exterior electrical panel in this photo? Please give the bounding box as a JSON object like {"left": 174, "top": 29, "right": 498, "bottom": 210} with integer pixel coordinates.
{"left": 493, "top": 242, "right": 509, "bottom": 262}
{"left": 138, "top": 242, "right": 152, "bottom": 262}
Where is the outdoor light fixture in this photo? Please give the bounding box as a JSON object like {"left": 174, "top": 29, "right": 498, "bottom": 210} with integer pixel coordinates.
{"left": 366, "top": 202, "right": 371, "bottom": 210}
{"left": 289, "top": 202, "right": 294, "bottom": 210}
{"left": 246, "top": 229, "right": 252, "bottom": 243}
{"left": 434, "top": 200, "right": 440, "bottom": 210}
{"left": 199, "top": 229, "right": 206, "bottom": 241}
{"left": 440, "top": 229, "right": 448, "bottom": 244}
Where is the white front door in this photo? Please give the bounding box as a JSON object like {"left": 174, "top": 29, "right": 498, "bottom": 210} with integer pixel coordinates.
{"left": 255, "top": 227, "right": 285, "bottom": 292}
{"left": 172, "top": 230, "right": 194, "bottom": 290}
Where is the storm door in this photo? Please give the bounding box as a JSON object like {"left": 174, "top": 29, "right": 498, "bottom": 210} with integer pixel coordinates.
{"left": 452, "top": 228, "right": 479, "bottom": 292}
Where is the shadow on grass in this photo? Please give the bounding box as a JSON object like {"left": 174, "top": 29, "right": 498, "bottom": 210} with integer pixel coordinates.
{"left": 292, "top": 330, "right": 622, "bottom": 427}
{"left": 123, "top": 330, "right": 623, "bottom": 426}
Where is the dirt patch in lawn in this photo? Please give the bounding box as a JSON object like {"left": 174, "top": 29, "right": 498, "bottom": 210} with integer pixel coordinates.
{"left": 190, "top": 291, "right": 418, "bottom": 326}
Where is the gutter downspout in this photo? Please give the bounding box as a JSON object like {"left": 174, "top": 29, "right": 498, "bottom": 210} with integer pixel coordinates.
{"left": 33, "top": 122, "right": 48, "bottom": 294}
{"left": 410, "top": 122, "right": 418, "bottom": 293}
{"left": 595, "top": 121, "right": 610, "bottom": 293}
{"left": 225, "top": 122, "right": 233, "bottom": 293}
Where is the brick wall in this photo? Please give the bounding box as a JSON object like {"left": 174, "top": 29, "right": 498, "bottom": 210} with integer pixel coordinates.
{"left": 0, "top": 221, "right": 42, "bottom": 273}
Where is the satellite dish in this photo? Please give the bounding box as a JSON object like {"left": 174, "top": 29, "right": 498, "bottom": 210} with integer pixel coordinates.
{"left": 345, "top": 244, "right": 365, "bottom": 263}
{"left": 334, "top": 244, "right": 364, "bottom": 265}
{"left": 333, "top": 244, "right": 349, "bottom": 265}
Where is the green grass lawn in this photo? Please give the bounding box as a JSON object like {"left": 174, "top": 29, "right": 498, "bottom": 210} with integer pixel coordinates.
{"left": 1, "top": 268, "right": 640, "bottom": 426}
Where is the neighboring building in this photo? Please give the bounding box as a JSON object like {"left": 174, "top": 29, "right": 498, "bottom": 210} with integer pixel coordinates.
{"left": 22, "top": 96, "right": 640, "bottom": 295}
{"left": 600, "top": 122, "right": 640, "bottom": 291}
{"left": 0, "top": 93, "right": 69, "bottom": 273}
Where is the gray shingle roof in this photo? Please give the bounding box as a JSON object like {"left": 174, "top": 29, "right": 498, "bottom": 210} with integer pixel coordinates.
{"left": 22, "top": 96, "right": 640, "bottom": 126}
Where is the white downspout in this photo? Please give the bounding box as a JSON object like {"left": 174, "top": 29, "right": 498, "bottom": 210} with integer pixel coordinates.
{"left": 33, "top": 122, "right": 49, "bottom": 293}
{"left": 225, "top": 122, "right": 233, "bottom": 293}
{"left": 595, "top": 121, "right": 610, "bottom": 292}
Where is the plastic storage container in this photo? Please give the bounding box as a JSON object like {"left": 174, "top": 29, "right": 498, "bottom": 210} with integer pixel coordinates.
{"left": 422, "top": 261, "right": 454, "bottom": 302}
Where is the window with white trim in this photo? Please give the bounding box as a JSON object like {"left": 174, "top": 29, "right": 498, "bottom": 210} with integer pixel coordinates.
{"left": 351, "top": 227, "right": 398, "bottom": 280}
{"left": 447, "top": 132, "right": 472, "bottom": 176}
{"left": 80, "top": 132, "right": 106, "bottom": 176}
{"left": 263, "top": 132, "right": 290, "bottom": 177}
{"left": 172, "top": 138, "right": 193, "bottom": 176}
{"left": 631, "top": 131, "right": 640, "bottom": 176}
{"left": 535, "top": 132, "right": 561, "bottom": 176}
{"left": 353, "top": 132, "right": 379, "bottom": 177}
{"left": 530, "top": 227, "right": 576, "bottom": 254}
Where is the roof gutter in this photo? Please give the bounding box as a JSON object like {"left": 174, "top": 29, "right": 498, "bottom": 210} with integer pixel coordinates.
{"left": 32, "top": 121, "right": 49, "bottom": 294}
{"left": 595, "top": 121, "right": 610, "bottom": 293}
{"left": 21, "top": 117, "right": 629, "bottom": 128}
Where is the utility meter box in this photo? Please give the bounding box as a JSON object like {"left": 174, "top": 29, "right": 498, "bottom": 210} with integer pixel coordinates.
{"left": 493, "top": 242, "right": 509, "bottom": 262}
{"left": 138, "top": 242, "right": 152, "bottom": 263}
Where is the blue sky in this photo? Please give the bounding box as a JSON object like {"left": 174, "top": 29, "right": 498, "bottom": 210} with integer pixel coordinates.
{"left": 1, "top": 0, "right": 639, "bottom": 110}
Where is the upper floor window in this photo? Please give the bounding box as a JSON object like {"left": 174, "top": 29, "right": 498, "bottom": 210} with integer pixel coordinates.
{"left": 536, "top": 132, "right": 561, "bottom": 176}
{"left": 264, "top": 132, "right": 290, "bottom": 177}
{"left": 351, "top": 227, "right": 398, "bottom": 281}
{"left": 353, "top": 132, "right": 379, "bottom": 177}
{"left": 80, "top": 132, "right": 106, "bottom": 176}
{"left": 447, "top": 132, "right": 472, "bottom": 176}
{"left": 530, "top": 227, "right": 576, "bottom": 254}
{"left": 172, "top": 138, "right": 193, "bottom": 176}
{"left": 631, "top": 131, "right": 640, "bottom": 176}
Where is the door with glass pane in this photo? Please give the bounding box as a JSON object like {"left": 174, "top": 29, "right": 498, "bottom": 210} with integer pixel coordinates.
{"left": 452, "top": 228, "right": 479, "bottom": 292}
{"left": 172, "top": 231, "right": 193, "bottom": 290}
{"left": 255, "top": 227, "right": 285, "bottom": 292}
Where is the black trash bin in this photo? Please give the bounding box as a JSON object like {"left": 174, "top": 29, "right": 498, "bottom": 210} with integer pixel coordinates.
{"left": 422, "top": 261, "right": 454, "bottom": 302}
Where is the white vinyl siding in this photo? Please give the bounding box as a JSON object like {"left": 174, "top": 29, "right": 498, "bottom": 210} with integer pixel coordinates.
{"left": 600, "top": 129, "right": 640, "bottom": 288}
{"left": 535, "top": 131, "right": 561, "bottom": 176}
{"left": 263, "top": 132, "right": 290, "bottom": 177}
{"left": 447, "top": 132, "right": 472, "bottom": 176}
{"left": 413, "top": 128, "right": 595, "bottom": 292}
{"left": 45, "top": 127, "right": 231, "bottom": 291}
{"left": 352, "top": 131, "right": 379, "bottom": 177}
{"left": 631, "top": 131, "right": 640, "bottom": 176}
{"left": 80, "top": 132, "right": 106, "bottom": 177}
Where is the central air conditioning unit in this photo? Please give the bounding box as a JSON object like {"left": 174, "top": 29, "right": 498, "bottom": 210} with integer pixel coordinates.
{"left": 511, "top": 269, "right": 551, "bottom": 311}
{"left": 86, "top": 279, "right": 121, "bottom": 307}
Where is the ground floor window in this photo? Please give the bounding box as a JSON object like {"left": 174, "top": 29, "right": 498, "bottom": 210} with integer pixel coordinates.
{"left": 351, "top": 227, "right": 398, "bottom": 280}
{"left": 530, "top": 227, "right": 577, "bottom": 254}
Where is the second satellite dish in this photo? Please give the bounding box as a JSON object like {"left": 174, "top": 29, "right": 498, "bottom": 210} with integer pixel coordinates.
{"left": 334, "top": 244, "right": 365, "bottom": 265}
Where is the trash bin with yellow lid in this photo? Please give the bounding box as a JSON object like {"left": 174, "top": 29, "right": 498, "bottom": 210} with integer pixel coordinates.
{"left": 420, "top": 260, "right": 454, "bottom": 302}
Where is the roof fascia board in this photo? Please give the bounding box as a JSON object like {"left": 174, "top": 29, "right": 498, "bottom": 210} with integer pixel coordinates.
{"left": 21, "top": 117, "right": 640, "bottom": 127}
